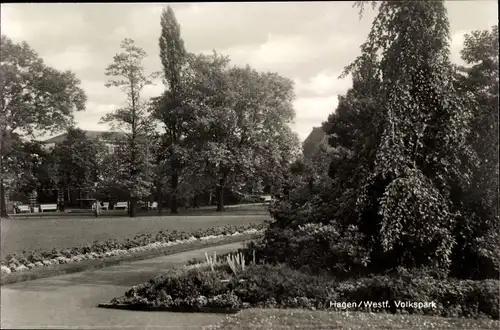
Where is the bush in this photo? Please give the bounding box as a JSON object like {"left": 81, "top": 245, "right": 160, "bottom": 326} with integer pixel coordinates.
{"left": 107, "top": 262, "right": 499, "bottom": 319}
{"left": 232, "top": 264, "right": 335, "bottom": 308}
{"left": 336, "top": 275, "right": 499, "bottom": 319}
{"left": 257, "top": 223, "right": 370, "bottom": 278}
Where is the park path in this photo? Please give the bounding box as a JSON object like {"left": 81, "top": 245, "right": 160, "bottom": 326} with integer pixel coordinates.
{"left": 1, "top": 242, "right": 246, "bottom": 329}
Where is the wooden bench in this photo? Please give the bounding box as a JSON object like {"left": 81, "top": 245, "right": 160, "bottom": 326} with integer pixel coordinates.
{"left": 261, "top": 195, "right": 273, "bottom": 204}
{"left": 91, "top": 202, "right": 109, "bottom": 211}
{"left": 40, "top": 204, "right": 58, "bottom": 212}
{"left": 115, "top": 202, "right": 128, "bottom": 210}
{"left": 16, "top": 205, "right": 31, "bottom": 213}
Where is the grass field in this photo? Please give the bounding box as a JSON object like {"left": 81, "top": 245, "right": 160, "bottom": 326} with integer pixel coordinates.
{"left": 209, "top": 309, "right": 500, "bottom": 329}
{"left": 1, "top": 205, "right": 269, "bottom": 258}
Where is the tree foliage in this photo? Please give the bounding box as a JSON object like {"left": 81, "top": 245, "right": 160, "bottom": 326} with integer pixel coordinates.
{"left": 273, "top": 1, "right": 496, "bottom": 278}
{"left": 152, "top": 6, "right": 191, "bottom": 214}
{"left": 337, "top": 0, "right": 478, "bottom": 272}
{"left": 8, "top": 140, "right": 57, "bottom": 196}
{"left": 0, "top": 35, "right": 86, "bottom": 137}
{"left": 181, "top": 52, "right": 299, "bottom": 211}
{"left": 452, "top": 25, "right": 499, "bottom": 279}
{"left": 100, "top": 38, "right": 158, "bottom": 217}
{"left": 52, "top": 128, "right": 104, "bottom": 191}
{"left": 0, "top": 35, "right": 86, "bottom": 217}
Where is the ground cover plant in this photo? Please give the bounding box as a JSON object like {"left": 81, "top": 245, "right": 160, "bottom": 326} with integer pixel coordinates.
{"left": 208, "top": 308, "right": 500, "bottom": 330}
{"left": 0, "top": 222, "right": 266, "bottom": 275}
{"left": 102, "top": 256, "right": 499, "bottom": 319}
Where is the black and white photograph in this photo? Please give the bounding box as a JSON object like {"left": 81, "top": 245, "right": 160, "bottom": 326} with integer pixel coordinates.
{"left": 0, "top": 1, "right": 498, "bottom": 329}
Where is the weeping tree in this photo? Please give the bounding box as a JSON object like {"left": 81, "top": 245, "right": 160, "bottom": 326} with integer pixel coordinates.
{"left": 333, "top": 0, "right": 477, "bottom": 273}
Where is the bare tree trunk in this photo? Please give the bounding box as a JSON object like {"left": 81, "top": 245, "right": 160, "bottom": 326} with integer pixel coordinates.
{"left": 0, "top": 179, "right": 8, "bottom": 218}
{"left": 0, "top": 132, "right": 8, "bottom": 218}
{"left": 216, "top": 176, "right": 226, "bottom": 212}
{"left": 156, "top": 180, "right": 162, "bottom": 215}
{"left": 0, "top": 140, "right": 7, "bottom": 218}
{"left": 216, "top": 185, "right": 224, "bottom": 212}
{"left": 130, "top": 198, "right": 137, "bottom": 217}
{"left": 171, "top": 172, "right": 178, "bottom": 214}
{"left": 193, "top": 194, "right": 199, "bottom": 208}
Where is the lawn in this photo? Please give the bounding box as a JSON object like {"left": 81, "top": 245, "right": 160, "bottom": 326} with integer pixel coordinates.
{"left": 209, "top": 308, "right": 500, "bottom": 330}
{"left": 1, "top": 205, "right": 269, "bottom": 258}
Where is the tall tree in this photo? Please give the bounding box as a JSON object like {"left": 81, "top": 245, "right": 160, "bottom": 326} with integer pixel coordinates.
{"left": 52, "top": 128, "right": 104, "bottom": 203}
{"left": 183, "top": 54, "right": 299, "bottom": 211}
{"left": 322, "top": 50, "right": 383, "bottom": 227}
{"left": 0, "top": 35, "right": 86, "bottom": 218}
{"left": 337, "top": 1, "right": 474, "bottom": 272}
{"left": 452, "top": 25, "right": 499, "bottom": 279}
{"left": 152, "top": 6, "right": 191, "bottom": 214}
{"left": 153, "top": 6, "right": 188, "bottom": 214}
{"left": 100, "top": 38, "right": 159, "bottom": 217}
{"left": 178, "top": 52, "right": 232, "bottom": 211}
{"left": 9, "top": 140, "right": 57, "bottom": 198}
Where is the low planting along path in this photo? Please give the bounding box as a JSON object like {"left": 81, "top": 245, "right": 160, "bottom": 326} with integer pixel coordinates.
{"left": 1, "top": 241, "right": 247, "bottom": 329}
{"left": 1, "top": 205, "right": 269, "bottom": 258}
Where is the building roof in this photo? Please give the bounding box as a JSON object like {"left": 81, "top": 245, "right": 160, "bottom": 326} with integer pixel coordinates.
{"left": 302, "top": 127, "right": 327, "bottom": 157}
{"left": 41, "top": 130, "right": 126, "bottom": 144}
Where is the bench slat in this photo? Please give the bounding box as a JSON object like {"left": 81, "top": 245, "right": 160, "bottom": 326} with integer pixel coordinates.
{"left": 40, "top": 204, "right": 58, "bottom": 212}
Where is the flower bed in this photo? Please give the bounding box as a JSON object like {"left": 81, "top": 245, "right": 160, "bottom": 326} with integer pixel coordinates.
{"left": 0, "top": 223, "right": 266, "bottom": 275}
{"left": 101, "top": 261, "right": 500, "bottom": 320}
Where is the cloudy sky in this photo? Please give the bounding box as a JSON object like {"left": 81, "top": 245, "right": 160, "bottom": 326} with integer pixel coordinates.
{"left": 1, "top": 1, "right": 498, "bottom": 141}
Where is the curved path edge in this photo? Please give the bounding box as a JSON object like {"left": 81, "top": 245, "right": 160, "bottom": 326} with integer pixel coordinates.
{"left": 1, "top": 233, "right": 260, "bottom": 286}
{"left": 1, "top": 241, "right": 250, "bottom": 329}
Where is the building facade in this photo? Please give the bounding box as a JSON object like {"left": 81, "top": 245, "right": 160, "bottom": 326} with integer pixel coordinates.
{"left": 302, "top": 126, "right": 330, "bottom": 158}
{"left": 40, "top": 130, "right": 125, "bottom": 153}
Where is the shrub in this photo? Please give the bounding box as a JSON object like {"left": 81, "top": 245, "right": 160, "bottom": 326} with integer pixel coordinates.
{"left": 257, "top": 223, "right": 370, "bottom": 278}
{"left": 232, "top": 264, "right": 335, "bottom": 307}
{"left": 108, "top": 263, "right": 499, "bottom": 319}
{"left": 336, "top": 275, "right": 500, "bottom": 319}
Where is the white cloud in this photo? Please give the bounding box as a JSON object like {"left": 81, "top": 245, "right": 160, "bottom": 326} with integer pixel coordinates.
{"left": 43, "top": 45, "right": 95, "bottom": 72}
{"left": 450, "top": 31, "right": 466, "bottom": 65}
{"left": 213, "top": 33, "right": 359, "bottom": 73}
{"left": 142, "top": 80, "right": 165, "bottom": 99}
{"left": 74, "top": 102, "right": 115, "bottom": 131}
{"left": 80, "top": 80, "right": 109, "bottom": 97}
{"left": 293, "top": 95, "right": 339, "bottom": 141}
{"left": 0, "top": 6, "right": 25, "bottom": 40}
{"left": 294, "top": 71, "right": 352, "bottom": 97}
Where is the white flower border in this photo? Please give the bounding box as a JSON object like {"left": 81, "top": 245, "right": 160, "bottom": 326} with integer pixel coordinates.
{"left": 1, "top": 229, "right": 263, "bottom": 275}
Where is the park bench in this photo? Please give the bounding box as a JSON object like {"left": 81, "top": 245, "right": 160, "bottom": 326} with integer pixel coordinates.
{"left": 102, "top": 202, "right": 109, "bottom": 210}
{"left": 149, "top": 202, "right": 158, "bottom": 210}
{"left": 115, "top": 202, "right": 128, "bottom": 211}
{"left": 261, "top": 195, "right": 273, "bottom": 204}
{"left": 39, "top": 204, "right": 58, "bottom": 212}
{"left": 16, "top": 205, "right": 31, "bottom": 213}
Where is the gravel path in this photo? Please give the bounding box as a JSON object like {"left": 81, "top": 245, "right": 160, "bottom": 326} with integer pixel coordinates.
{"left": 1, "top": 241, "right": 247, "bottom": 329}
